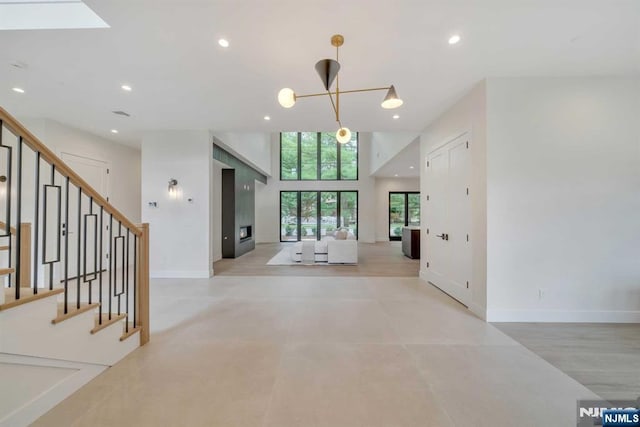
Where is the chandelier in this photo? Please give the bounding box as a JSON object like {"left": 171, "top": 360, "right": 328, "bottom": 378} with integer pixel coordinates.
{"left": 277, "top": 34, "right": 403, "bottom": 144}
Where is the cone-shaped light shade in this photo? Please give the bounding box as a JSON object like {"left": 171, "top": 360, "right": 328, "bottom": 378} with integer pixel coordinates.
{"left": 336, "top": 127, "right": 351, "bottom": 144}
{"left": 315, "top": 59, "right": 341, "bottom": 91}
{"left": 381, "top": 85, "right": 403, "bottom": 109}
{"left": 278, "top": 88, "right": 296, "bottom": 108}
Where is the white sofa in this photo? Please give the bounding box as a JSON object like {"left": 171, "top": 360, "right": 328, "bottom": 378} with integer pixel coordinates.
{"left": 327, "top": 239, "right": 358, "bottom": 264}
{"left": 290, "top": 237, "right": 358, "bottom": 264}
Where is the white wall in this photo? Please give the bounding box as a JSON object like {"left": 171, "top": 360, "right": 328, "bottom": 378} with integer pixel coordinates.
{"left": 141, "top": 131, "right": 212, "bottom": 278}
{"left": 374, "top": 178, "right": 420, "bottom": 241}
{"left": 370, "top": 132, "right": 419, "bottom": 175}
{"left": 18, "top": 118, "right": 141, "bottom": 223}
{"left": 420, "top": 81, "right": 488, "bottom": 318}
{"left": 212, "top": 132, "right": 272, "bottom": 177}
{"left": 485, "top": 77, "right": 640, "bottom": 322}
{"left": 254, "top": 133, "right": 377, "bottom": 243}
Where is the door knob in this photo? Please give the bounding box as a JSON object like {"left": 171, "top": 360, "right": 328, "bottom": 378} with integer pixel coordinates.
{"left": 436, "top": 234, "right": 445, "bottom": 240}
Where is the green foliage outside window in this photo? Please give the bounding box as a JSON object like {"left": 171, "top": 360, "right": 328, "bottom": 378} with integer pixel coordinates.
{"left": 280, "top": 132, "right": 358, "bottom": 180}
{"left": 280, "top": 132, "right": 298, "bottom": 180}
{"left": 280, "top": 191, "right": 358, "bottom": 241}
{"left": 300, "top": 133, "right": 318, "bottom": 180}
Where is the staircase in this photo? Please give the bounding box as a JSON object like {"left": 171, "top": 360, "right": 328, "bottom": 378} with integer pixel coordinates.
{"left": 0, "top": 107, "right": 149, "bottom": 426}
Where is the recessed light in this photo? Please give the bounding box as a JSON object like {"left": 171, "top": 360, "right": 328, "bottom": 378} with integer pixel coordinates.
{"left": 12, "top": 87, "right": 25, "bottom": 93}
{"left": 218, "top": 38, "right": 230, "bottom": 48}
{"left": 264, "top": 115, "right": 271, "bottom": 121}
{"left": 110, "top": 129, "right": 119, "bottom": 134}
{"left": 448, "top": 34, "right": 461, "bottom": 45}
{"left": 121, "top": 84, "right": 132, "bottom": 92}
{"left": 394, "top": 174, "right": 399, "bottom": 177}
{"left": 409, "top": 166, "right": 414, "bottom": 169}
{"left": 393, "top": 114, "right": 399, "bottom": 119}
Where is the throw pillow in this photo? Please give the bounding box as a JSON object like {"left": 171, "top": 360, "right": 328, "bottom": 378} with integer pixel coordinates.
{"left": 335, "top": 229, "right": 348, "bottom": 240}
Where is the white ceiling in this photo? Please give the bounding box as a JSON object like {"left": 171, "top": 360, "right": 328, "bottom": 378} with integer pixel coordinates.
{"left": 0, "top": 0, "right": 638, "bottom": 147}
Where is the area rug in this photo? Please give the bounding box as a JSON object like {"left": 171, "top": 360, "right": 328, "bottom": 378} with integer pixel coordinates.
{"left": 266, "top": 248, "right": 330, "bottom": 266}
{"left": 266, "top": 248, "right": 296, "bottom": 265}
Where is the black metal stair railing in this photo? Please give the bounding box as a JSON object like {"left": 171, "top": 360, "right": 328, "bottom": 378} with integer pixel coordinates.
{"left": 0, "top": 107, "right": 149, "bottom": 345}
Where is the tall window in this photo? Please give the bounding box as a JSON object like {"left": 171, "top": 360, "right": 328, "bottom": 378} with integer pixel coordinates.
{"left": 389, "top": 192, "right": 420, "bottom": 240}
{"left": 280, "top": 191, "right": 358, "bottom": 241}
{"left": 280, "top": 132, "right": 358, "bottom": 180}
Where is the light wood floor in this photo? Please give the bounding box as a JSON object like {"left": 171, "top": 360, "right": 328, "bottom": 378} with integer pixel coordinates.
{"left": 213, "top": 242, "right": 420, "bottom": 277}
{"left": 494, "top": 322, "right": 640, "bottom": 401}
{"left": 33, "top": 276, "right": 596, "bottom": 426}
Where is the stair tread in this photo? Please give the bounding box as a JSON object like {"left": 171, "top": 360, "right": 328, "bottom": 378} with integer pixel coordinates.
{"left": 52, "top": 302, "right": 100, "bottom": 324}
{"left": 0, "top": 267, "right": 16, "bottom": 276}
{"left": 120, "top": 322, "right": 141, "bottom": 342}
{"left": 91, "top": 313, "right": 127, "bottom": 334}
{"left": 0, "top": 287, "right": 64, "bottom": 311}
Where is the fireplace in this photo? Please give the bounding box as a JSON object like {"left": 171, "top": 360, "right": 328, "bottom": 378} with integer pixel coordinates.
{"left": 239, "top": 225, "right": 252, "bottom": 241}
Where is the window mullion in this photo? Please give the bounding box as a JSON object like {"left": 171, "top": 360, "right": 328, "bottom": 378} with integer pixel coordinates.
{"left": 337, "top": 191, "right": 341, "bottom": 229}
{"left": 337, "top": 138, "right": 341, "bottom": 180}
{"left": 297, "top": 132, "right": 302, "bottom": 180}
{"left": 317, "top": 133, "right": 321, "bottom": 180}
{"left": 316, "top": 192, "right": 321, "bottom": 240}
{"left": 296, "top": 191, "right": 302, "bottom": 241}
{"left": 405, "top": 193, "right": 409, "bottom": 227}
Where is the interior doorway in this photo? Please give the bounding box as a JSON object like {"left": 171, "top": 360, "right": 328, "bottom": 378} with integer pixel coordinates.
{"left": 423, "top": 133, "right": 471, "bottom": 306}
{"left": 59, "top": 152, "right": 109, "bottom": 280}
{"left": 388, "top": 192, "right": 420, "bottom": 241}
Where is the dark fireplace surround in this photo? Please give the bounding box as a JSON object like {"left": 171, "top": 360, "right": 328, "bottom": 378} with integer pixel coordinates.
{"left": 214, "top": 142, "right": 266, "bottom": 259}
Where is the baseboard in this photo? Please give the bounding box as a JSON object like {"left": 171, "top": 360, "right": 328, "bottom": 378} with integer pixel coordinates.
{"left": 487, "top": 309, "right": 640, "bottom": 323}
{"left": 0, "top": 354, "right": 106, "bottom": 427}
{"left": 420, "top": 269, "right": 487, "bottom": 320}
{"left": 468, "top": 302, "right": 487, "bottom": 321}
{"left": 150, "top": 270, "right": 213, "bottom": 279}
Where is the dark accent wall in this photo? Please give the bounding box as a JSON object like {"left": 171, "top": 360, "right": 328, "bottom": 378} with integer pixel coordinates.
{"left": 214, "top": 143, "right": 267, "bottom": 259}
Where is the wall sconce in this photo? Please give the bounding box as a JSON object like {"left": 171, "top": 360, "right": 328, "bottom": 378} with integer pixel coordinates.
{"left": 168, "top": 178, "right": 178, "bottom": 199}
{"left": 0, "top": 175, "right": 6, "bottom": 198}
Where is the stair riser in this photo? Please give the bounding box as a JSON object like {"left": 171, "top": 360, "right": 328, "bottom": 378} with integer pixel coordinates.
{"left": 0, "top": 297, "right": 138, "bottom": 366}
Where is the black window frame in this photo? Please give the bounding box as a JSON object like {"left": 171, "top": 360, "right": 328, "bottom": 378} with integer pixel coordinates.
{"left": 389, "top": 191, "right": 420, "bottom": 241}
{"left": 279, "top": 132, "right": 359, "bottom": 181}
{"left": 279, "top": 190, "right": 359, "bottom": 242}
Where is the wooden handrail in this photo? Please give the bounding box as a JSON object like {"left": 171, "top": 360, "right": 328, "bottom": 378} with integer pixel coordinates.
{"left": 0, "top": 221, "right": 16, "bottom": 235}
{"left": 137, "top": 223, "right": 150, "bottom": 346}
{"left": 0, "top": 107, "right": 141, "bottom": 237}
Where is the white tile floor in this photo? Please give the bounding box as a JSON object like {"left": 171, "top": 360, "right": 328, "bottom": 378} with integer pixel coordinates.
{"left": 33, "top": 276, "right": 599, "bottom": 426}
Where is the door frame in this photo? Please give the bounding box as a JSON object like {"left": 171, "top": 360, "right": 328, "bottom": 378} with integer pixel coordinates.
{"left": 56, "top": 151, "right": 111, "bottom": 282}
{"left": 388, "top": 191, "right": 420, "bottom": 241}
{"left": 423, "top": 131, "right": 472, "bottom": 306}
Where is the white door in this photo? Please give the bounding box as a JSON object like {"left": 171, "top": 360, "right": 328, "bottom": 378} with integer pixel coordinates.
{"left": 424, "top": 133, "right": 472, "bottom": 305}
{"left": 425, "top": 148, "right": 449, "bottom": 287}
{"left": 60, "top": 152, "right": 109, "bottom": 280}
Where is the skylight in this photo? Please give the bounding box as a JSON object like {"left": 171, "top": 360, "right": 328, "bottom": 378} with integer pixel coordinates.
{"left": 0, "top": 0, "right": 109, "bottom": 30}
